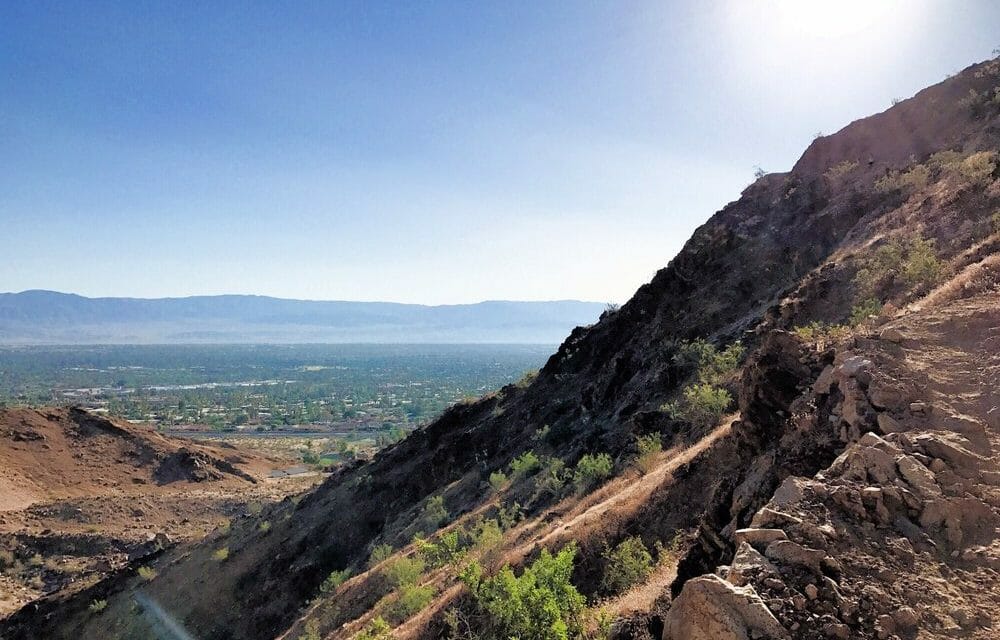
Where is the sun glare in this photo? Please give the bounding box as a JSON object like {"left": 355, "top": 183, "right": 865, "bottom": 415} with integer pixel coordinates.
{"left": 770, "top": 0, "right": 908, "bottom": 39}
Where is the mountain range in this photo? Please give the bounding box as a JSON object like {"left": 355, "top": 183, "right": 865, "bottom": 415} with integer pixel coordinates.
{"left": 0, "top": 290, "right": 605, "bottom": 344}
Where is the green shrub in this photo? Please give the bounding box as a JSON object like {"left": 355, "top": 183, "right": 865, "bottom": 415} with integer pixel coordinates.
{"left": 414, "top": 531, "right": 465, "bottom": 568}
{"left": 212, "top": 547, "right": 230, "bottom": 562}
{"left": 875, "top": 164, "right": 930, "bottom": 193}
{"left": 462, "top": 544, "right": 585, "bottom": 640}
{"left": 600, "top": 536, "right": 654, "bottom": 595}
{"left": 137, "top": 565, "right": 157, "bottom": 581}
{"left": 368, "top": 544, "right": 395, "bottom": 569}
{"left": 928, "top": 149, "right": 964, "bottom": 172}
{"left": 959, "top": 151, "right": 997, "bottom": 185}
{"left": 384, "top": 583, "right": 436, "bottom": 625}
{"left": 88, "top": 599, "right": 108, "bottom": 614}
{"left": 488, "top": 471, "right": 508, "bottom": 494}
{"left": 385, "top": 556, "right": 425, "bottom": 588}
{"left": 672, "top": 339, "right": 744, "bottom": 386}
{"left": 902, "top": 236, "right": 943, "bottom": 288}
{"left": 497, "top": 501, "right": 524, "bottom": 531}
{"left": 258, "top": 520, "right": 271, "bottom": 534}
{"left": 662, "top": 383, "right": 732, "bottom": 429}
{"left": 532, "top": 457, "right": 568, "bottom": 499}
{"left": 355, "top": 616, "right": 393, "bottom": 640}
{"left": 320, "top": 568, "right": 351, "bottom": 593}
{"left": 297, "top": 620, "right": 321, "bottom": 640}
{"left": 509, "top": 451, "right": 541, "bottom": 478}
{"left": 420, "top": 495, "right": 449, "bottom": 533}
{"left": 791, "top": 322, "right": 851, "bottom": 348}
{"left": 634, "top": 434, "right": 662, "bottom": 474}
{"left": 849, "top": 297, "right": 882, "bottom": 327}
{"left": 572, "top": 453, "right": 613, "bottom": 493}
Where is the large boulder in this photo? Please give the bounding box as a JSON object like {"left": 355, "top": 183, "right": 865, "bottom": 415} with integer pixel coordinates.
{"left": 663, "top": 574, "right": 790, "bottom": 640}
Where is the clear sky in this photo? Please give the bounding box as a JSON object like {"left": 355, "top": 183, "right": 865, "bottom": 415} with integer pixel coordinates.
{"left": 2, "top": 1, "right": 998, "bottom": 304}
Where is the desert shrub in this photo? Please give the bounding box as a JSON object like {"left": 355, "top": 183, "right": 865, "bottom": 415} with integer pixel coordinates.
{"left": 320, "top": 568, "right": 351, "bottom": 593}
{"left": 368, "top": 543, "right": 395, "bottom": 569}
{"left": 355, "top": 616, "right": 393, "bottom": 640}
{"left": 572, "top": 453, "right": 613, "bottom": 494}
{"left": 875, "top": 163, "right": 930, "bottom": 193}
{"left": 384, "top": 583, "right": 436, "bottom": 625}
{"left": 462, "top": 544, "right": 585, "bottom": 640}
{"left": 600, "top": 536, "right": 654, "bottom": 595}
{"left": 88, "top": 599, "right": 108, "bottom": 614}
{"left": 258, "top": 520, "right": 271, "bottom": 533}
{"left": 791, "top": 322, "right": 851, "bottom": 348}
{"left": 928, "top": 149, "right": 965, "bottom": 172}
{"left": 824, "top": 160, "right": 858, "bottom": 181}
{"left": 902, "top": 236, "right": 943, "bottom": 288}
{"left": 488, "top": 471, "right": 508, "bottom": 494}
{"left": 634, "top": 434, "right": 663, "bottom": 474}
{"left": 533, "top": 457, "right": 568, "bottom": 500}
{"left": 246, "top": 501, "right": 264, "bottom": 516}
{"left": 959, "top": 151, "right": 997, "bottom": 185}
{"left": 497, "top": 501, "right": 524, "bottom": 531}
{"left": 654, "top": 532, "right": 685, "bottom": 564}
{"left": 414, "top": 531, "right": 465, "bottom": 568}
{"left": 297, "top": 620, "right": 321, "bottom": 640}
{"left": 385, "top": 556, "right": 425, "bottom": 589}
{"left": 137, "top": 565, "right": 157, "bottom": 581}
{"left": 515, "top": 370, "right": 538, "bottom": 388}
{"left": 509, "top": 451, "right": 541, "bottom": 478}
{"left": 849, "top": 297, "right": 883, "bottom": 326}
{"left": 420, "top": 495, "right": 449, "bottom": 533}
{"left": 212, "top": 547, "right": 230, "bottom": 562}
{"left": 662, "top": 383, "right": 732, "bottom": 429}
{"left": 672, "top": 339, "right": 744, "bottom": 385}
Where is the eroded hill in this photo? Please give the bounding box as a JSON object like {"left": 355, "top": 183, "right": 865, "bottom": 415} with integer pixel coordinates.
{"left": 2, "top": 58, "right": 999, "bottom": 640}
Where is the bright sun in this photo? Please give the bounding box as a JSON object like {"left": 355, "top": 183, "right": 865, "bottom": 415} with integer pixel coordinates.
{"left": 770, "top": 0, "right": 909, "bottom": 39}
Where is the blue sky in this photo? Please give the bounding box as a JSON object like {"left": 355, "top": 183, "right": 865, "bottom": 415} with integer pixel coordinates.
{"left": 2, "top": 1, "right": 998, "bottom": 304}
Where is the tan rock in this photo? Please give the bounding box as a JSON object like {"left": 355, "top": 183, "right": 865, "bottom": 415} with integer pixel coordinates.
{"left": 662, "top": 574, "right": 790, "bottom": 640}
{"left": 735, "top": 528, "right": 788, "bottom": 549}
{"left": 876, "top": 412, "right": 905, "bottom": 434}
{"left": 765, "top": 540, "right": 826, "bottom": 573}
{"left": 896, "top": 455, "right": 941, "bottom": 500}
{"left": 728, "top": 542, "right": 778, "bottom": 587}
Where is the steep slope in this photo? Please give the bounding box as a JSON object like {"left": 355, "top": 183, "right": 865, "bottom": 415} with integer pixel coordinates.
{"left": 2, "top": 58, "right": 998, "bottom": 640}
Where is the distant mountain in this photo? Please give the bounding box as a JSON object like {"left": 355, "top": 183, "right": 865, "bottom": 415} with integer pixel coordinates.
{"left": 0, "top": 290, "right": 605, "bottom": 344}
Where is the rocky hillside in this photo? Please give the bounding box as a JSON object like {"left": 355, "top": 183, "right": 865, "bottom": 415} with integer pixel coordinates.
{"left": 2, "top": 58, "right": 998, "bottom": 640}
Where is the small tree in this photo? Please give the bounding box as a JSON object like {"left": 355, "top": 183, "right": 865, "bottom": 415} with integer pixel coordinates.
{"left": 572, "top": 453, "right": 613, "bottom": 494}
{"left": 488, "top": 471, "right": 508, "bottom": 494}
{"left": 320, "top": 568, "right": 351, "bottom": 593}
{"left": 368, "top": 544, "right": 394, "bottom": 569}
{"left": 509, "top": 451, "right": 541, "bottom": 478}
{"left": 420, "top": 495, "right": 449, "bottom": 533}
{"left": 601, "top": 536, "right": 654, "bottom": 595}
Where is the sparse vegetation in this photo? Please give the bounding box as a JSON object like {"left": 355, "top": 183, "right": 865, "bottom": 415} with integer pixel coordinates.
{"left": 634, "top": 434, "right": 662, "bottom": 474}
{"left": 414, "top": 530, "right": 465, "bottom": 568}
{"left": 532, "top": 456, "right": 568, "bottom": 500}
{"left": 959, "top": 150, "right": 997, "bottom": 185}
{"left": 137, "top": 565, "right": 157, "bottom": 581}
{"left": 368, "top": 544, "right": 395, "bottom": 569}
{"left": 488, "top": 471, "right": 508, "bottom": 494}
{"left": 600, "top": 536, "right": 654, "bottom": 595}
{"left": 572, "top": 453, "right": 613, "bottom": 494}
{"left": 496, "top": 501, "right": 524, "bottom": 531}
{"left": 849, "top": 297, "right": 883, "bottom": 327}
{"left": 875, "top": 163, "right": 930, "bottom": 193}
{"left": 212, "top": 547, "right": 230, "bottom": 562}
{"left": 297, "top": 620, "right": 322, "bottom": 640}
{"left": 901, "top": 235, "right": 943, "bottom": 287}
{"left": 792, "top": 322, "right": 851, "bottom": 349}
{"left": 662, "top": 383, "right": 732, "bottom": 429}
{"left": 258, "top": 520, "right": 271, "bottom": 533}
{"left": 462, "top": 544, "right": 585, "bottom": 640}
{"left": 0, "top": 549, "right": 15, "bottom": 573}
{"left": 384, "top": 583, "right": 436, "bottom": 625}
{"left": 824, "top": 160, "right": 858, "bottom": 181}
{"left": 88, "top": 599, "right": 108, "bottom": 614}
{"left": 509, "top": 450, "right": 541, "bottom": 478}
{"left": 420, "top": 495, "right": 449, "bottom": 533}
{"left": 355, "top": 616, "right": 393, "bottom": 640}
{"left": 320, "top": 568, "right": 351, "bottom": 593}
{"left": 385, "top": 555, "right": 425, "bottom": 589}
{"left": 855, "top": 233, "right": 943, "bottom": 296}
{"left": 672, "top": 339, "right": 744, "bottom": 386}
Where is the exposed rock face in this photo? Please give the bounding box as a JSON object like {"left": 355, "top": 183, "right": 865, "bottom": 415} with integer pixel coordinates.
{"left": 663, "top": 575, "right": 790, "bottom": 640}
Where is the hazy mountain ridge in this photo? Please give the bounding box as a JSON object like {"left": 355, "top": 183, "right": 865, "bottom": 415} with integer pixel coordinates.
{"left": 0, "top": 291, "right": 605, "bottom": 344}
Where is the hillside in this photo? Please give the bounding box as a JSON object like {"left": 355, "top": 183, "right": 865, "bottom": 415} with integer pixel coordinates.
{"left": 0, "top": 292, "right": 604, "bottom": 344}
{"left": 2, "top": 58, "right": 999, "bottom": 640}
{"left": 0, "top": 408, "right": 301, "bottom": 617}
